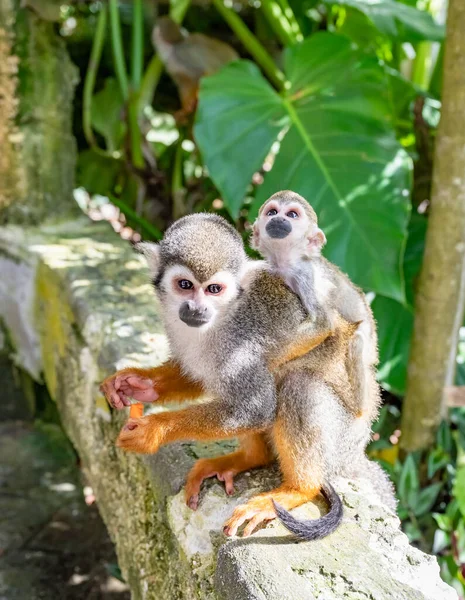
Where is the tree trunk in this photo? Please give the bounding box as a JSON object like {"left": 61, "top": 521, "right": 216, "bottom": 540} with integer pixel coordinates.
{"left": 401, "top": 0, "right": 465, "bottom": 451}
{"left": 0, "top": 0, "right": 79, "bottom": 224}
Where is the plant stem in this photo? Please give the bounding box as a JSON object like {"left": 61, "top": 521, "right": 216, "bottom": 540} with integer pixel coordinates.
{"left": 170, "top": 0, "right": 191, "bottom": 23}
{"left": 429, "top": 43, "right": 444, "bottom": 98}
{"left": 131, "top": 0, "right": 144, "bottom": 90}
{"left": 276, "top": 0, "right": 303, "bottom": 41}
{"left": 212, "top": 0, "right": 286, "bottom": 89}
{"left": 83, "top": 5, "right": 107, "bottom": 148}
{"left": 109, "top": 195, "right": 162, "bottom": 239}
{"left": 261, "top": 0, "right": 301, "bottom": 46}
{"left": 172, "top": 135, "right": 186, "bottom": 220}
{"left": 139, "top": 56, "right": 163, "bottom": 114}
{"left": 128, "top": 94, "right": 145, "bottom": 170}
{"left": 109, "top": 0, "right": 129, "bottom": 100}
{"left": 411, "top": 42, "right": 432, "bottom": 90}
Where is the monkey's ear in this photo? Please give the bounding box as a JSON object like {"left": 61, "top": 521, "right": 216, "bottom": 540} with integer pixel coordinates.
{"left": 134, "top": 242, "right": 161, "bottom": 277}
{"left": 250, "top": 222, "right": 260, "bottom": 251}
{"left": 307, "top": 228, "right": 326, "bottom": 256}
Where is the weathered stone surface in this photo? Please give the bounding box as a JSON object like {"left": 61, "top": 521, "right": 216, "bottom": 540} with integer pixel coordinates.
{"left": 0, "top": 1, "right": 79, "bottom": 224}
{"left": 0, "top": 219, "right": 457, "bottom": 599}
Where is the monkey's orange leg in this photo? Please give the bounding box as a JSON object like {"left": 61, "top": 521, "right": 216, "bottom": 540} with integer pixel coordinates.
{"left": 223, "top": 416, "right": 324, "bottom": 537}
{"left": 269, "top": 330, "right": 332, "bottom": 370}
{"left": 100, "top": 360, "right": 204, "bottom": 410}
{"left": 223, "top": 485, "right": 320, "bottom": 538}
{"left": 184, "top": 433, "right": 273, "bottom": 510}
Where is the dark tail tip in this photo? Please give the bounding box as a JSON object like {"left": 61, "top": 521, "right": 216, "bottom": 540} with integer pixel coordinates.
{"left": 273, "top": 483, "right": 343, "bottom": 541}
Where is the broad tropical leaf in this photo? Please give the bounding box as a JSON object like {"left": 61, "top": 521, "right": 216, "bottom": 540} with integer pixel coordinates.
{"left": 196, "top": 33, "right": 412, "bottom": 300}
{"left": 373, "top": 213, "right": 426, "bottom": 394}
{"left": 324, "top": 0, "right": 445, "bottom": 42}
{"left": 195, "top": 61, "right": 285, "bottom": 219}
{"left": 374, "top": 296, "right": 413, "bottom": 394}
{"left": 255, "top": 34, "right": 411, "bottom": 300}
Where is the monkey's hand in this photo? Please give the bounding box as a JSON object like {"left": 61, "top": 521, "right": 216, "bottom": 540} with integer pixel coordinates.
{"left": 116, "top": 414, "right": 170, "bottom": 454}
{"left": 100, "top": 369, "right": 158, "bottom": 410}
{"left": 101, "top": 362, "right": 204, "bottom": 410}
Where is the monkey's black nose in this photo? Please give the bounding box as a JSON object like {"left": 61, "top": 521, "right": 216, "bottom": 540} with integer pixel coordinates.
{"left": 179, "top": 302, "right": 211, "bottom": 327}
{"left": 266, "top": 217, "right": 292, "bottom": 239}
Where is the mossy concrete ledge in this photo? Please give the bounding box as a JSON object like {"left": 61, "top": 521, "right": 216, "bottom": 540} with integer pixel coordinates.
{"left": 0, "top": 219, "right": 457, "bottom": 600}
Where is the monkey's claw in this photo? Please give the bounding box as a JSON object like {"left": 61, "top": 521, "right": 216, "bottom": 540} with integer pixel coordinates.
{"left": 187, "top": 494, "right": 199, "bottom": 511}
{"left": 223, "top": 498, "right": 276, "bottom": 537}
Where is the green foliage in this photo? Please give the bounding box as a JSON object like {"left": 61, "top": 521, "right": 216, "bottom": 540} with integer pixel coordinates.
{"left": 91, "top": 78, "right": 126, "bottom": 151}
{"left": 373, "top": 212, "right": 426, "bottom": 393}
{"left": 196, "top": 33, "right": 412, "bottom": 300}
{"left": 372, "top": 408, "right": 465, "bottom": 597}
{"left": 324, "top": 0, "right": 444, "bottom": 42}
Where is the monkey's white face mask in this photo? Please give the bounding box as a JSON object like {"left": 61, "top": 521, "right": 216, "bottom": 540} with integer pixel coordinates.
{"left": 135, "top": 242, "right": 241, "bottom": 332}
{"left": 251, "top": 200, "right": 326, "bottom": 266}
{"left": 159, "top": 265, "right": 240, "bottom": 331}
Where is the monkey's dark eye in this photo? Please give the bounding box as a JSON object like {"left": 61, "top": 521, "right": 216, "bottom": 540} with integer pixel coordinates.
{"left": 266, "top": 208, "right": 278, "bottom": 216}
{"left": 178, "top": 279, "right": 193, "bottom": 290}
{"left": 207, "top": 284, "right": 222, "bottom": 294}
{"left": 287, "top": 210, "right": 299, "bottom": 219}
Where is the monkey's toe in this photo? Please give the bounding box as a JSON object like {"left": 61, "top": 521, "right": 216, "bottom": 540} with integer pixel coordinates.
{"left": 223, "top": 499, "right": 276, "bottom": 537}
{"left": 185, "top": 460, "right": 238, "bottom": 510}
{"left": 217, "top": 471, "right": 235, "bottom": 495}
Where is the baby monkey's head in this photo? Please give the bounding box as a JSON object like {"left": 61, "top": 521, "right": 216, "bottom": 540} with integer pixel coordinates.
{"left": 251, "top": 191, "right": 326, "bottom": 263}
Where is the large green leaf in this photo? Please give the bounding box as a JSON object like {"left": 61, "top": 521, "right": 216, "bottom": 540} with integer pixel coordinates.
{"left": 195, "top": 33, "right": 411, "bottom": 300}
{"left": 373, "top": 213, "right": 426, "bottom": 394}
{"left": 256, "top": 34, "right": 411, "bottom": 300}
{"left": 374, "top": 296, "right": 413, "bottom": 395}
{"left": 195, "top": 61, "right": 285, "bottom": 219}
{"left": 325, "top": 0, "right": 445, "bottom": 42}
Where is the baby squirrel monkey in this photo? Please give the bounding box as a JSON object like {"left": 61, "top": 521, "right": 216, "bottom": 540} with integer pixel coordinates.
{"left": 252, "top": 190, "right": 379, "bottom": 420}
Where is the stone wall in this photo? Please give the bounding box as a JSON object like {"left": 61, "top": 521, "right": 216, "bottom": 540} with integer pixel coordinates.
{"left": 0, "top": 218, "right": 457, "bottom": 600}
{"left": 0, "top": 1, "right": 79, "bottom": 224}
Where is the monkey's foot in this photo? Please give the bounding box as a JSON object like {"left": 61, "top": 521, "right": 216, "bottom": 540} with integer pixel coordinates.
{"left": 184, "top": 435, "right": 273, "bottom": 510}
{"left": 223, "top": 495, "right": 276, "bottom": 538}
{"left": 116, "top": 414, "right": 167, "bottom": 454}
{"left": 100, "top": 370, "right": 157, "bottom": 410}
{"left": 185, "top": 457, "right": 236, "bottom": 510}
{"left": 223, "top": 487, "right": 315, "bottom": 538}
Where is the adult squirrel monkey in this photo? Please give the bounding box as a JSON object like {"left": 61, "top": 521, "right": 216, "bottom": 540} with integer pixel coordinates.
{"left": 252, "top": 190, "right": 380, "bottom": 421}
{"left": 101, "top": 214, "right": 395, "bottom": 540}
{"left": 152, "top": 17, "right": 238, "bottom": 116}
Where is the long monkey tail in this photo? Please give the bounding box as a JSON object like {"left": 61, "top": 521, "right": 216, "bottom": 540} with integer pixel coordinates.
{"left": 273, "top": 483, "right": 343, "bottom": 540}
